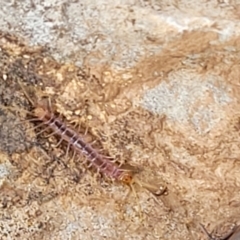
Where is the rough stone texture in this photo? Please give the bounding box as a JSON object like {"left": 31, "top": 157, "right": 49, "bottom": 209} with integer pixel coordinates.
{"left": 142, "top": 70, "right": 233, "bottom": 135}
{"left": 1, "top": 1, "right": 240, "bottom": 240}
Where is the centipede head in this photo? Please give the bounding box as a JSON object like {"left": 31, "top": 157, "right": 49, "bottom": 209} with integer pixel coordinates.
{"left": 119, "top": 169, "right": 167, "bottom": 196}
{"left": 33, "top": 105, "right": 49, "bottom": 119}
{"left": 119, "top": 171, "right": 134, "bottom": 185}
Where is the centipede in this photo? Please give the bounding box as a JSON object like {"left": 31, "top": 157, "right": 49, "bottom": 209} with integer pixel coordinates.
{"left": 18, "top": 81, "right": 166, "bottom": 196}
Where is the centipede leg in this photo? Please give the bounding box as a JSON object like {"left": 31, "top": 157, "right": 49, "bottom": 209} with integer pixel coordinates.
{"left": 65, "top": 133, "right": 78, "bottom": 160}
{"left": 70, "top": 149, "right": 77, "bottom": 163}
{"left": 53, "top": 137, "right": 64, "bottom": 148}
{"left": 64, "top": 141, "right": 71, "bottom": 161}
{"left": 84, "top": 126, "right": 89, "bottom": 136}
{"left": 32, "top": 115, "right": 56, "bottom": 136}
{"left": 44, "top": 129, "right": 60, "bottom": 138}
{"left": 26, "top": 121, "right": 49, "bottom": 134}
{"left": 87, "top": 157, "right": 96, "bottom": 169}
{"left": 17, "top": 117, "right": 40, "bottom": 124}
{"left": 88, "top": 140, "right": 97, "bottom": 146}
{"left": 43, "top": 117, "right": 65, "bottom": 138}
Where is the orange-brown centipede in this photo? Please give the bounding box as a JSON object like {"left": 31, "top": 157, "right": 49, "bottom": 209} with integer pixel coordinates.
{"left": 32, "top": 104, "right": 134, "bottom": 184}
{"left": 18, "top": 81, "right": 166, "bottom": 196}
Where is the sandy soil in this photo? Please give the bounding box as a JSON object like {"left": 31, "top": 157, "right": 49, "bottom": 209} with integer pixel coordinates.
{"left": 1, "top": 1, "right": 240, "bottom": 240}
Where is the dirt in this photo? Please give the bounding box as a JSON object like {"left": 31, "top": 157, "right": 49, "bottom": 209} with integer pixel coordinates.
{"left": 0, "top": 21, "right": 240, "bottom": 240}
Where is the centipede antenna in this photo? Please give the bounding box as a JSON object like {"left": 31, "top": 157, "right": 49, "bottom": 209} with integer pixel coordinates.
{"left": 2, "top": 104, "right": 34, "bottom": 118}
{"left": 18, "top": 117, "right": 40, "bottom": 123}
{"left": 18, "top": 80, "right": 35, "bottom": 106}
{"left": 15, "top": 118, "right": 40, "bottom": 128}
